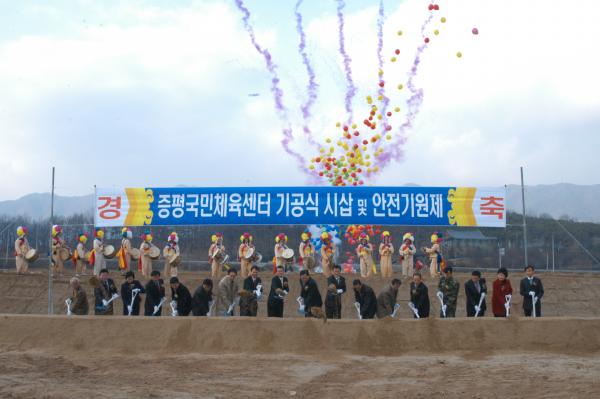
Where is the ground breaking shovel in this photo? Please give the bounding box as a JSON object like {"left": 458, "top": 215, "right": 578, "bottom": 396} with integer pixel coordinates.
{"left": 65, "top": 298, "right": 72, "bottom": 316}
{"left": 474, "top": 292, "right": 486, "bottom": 317}
{"left": 102, "top": 293, "right": 119, "bottom": 308}
{"left": 128, "top": 288, "right": 141, "bottom": 316}
{"left": 529, "top": 291, "right": 538, "bottom": 318}
{"left": 226, "top": 302, "right": 235, "bottom": 316}
{"left": 436, "top": 291, "right": 447, "bottom": 318}
{"left": 391, "top": 303, "right": 400, "bottom": 318}
{"left": 354, "top": 302, "right": 362, "bottom": 320}
{"left": 409, "top": 302, "right": 420, "bottom": 319}
{"left": 170, "top": 300, "right": 178, "bottom": 317}
{"left": 296, "top": 297, "right": 305, "bottom": 315}
{"left": 504, "top": 294, "right": 512, "bottom": 317}
{"left": 153, "top": 297, "right": 166, "bottom": 315}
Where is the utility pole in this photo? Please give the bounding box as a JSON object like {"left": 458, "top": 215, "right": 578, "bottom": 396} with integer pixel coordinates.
{"left": 48, "top": 167, "right": 55, "bottom": 315}
{"left": 520, "top": 167, "right": 528, "bottom": 266}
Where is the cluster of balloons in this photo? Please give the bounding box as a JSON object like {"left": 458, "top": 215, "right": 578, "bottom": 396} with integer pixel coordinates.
{"left": 307, "top": 6, "right": 479, "bottom": 187}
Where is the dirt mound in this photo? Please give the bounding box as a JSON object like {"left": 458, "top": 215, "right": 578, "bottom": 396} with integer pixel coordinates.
{"left": 1, "top": 314, "right": 599, "bottom": 357}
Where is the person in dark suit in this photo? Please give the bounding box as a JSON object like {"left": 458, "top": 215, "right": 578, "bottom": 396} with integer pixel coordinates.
{"left": 94, "top": 269, "right": 118, "bottom": 315}
{"left": 300, "top": 270, "right": 322, "bottom": 317}
{"left": 268, "top": 266, "right": 289, "bottom": 317}
{"left": 377, "top": 279, "right": 401, "bottom": 318}
{"left": 465, "top": 270, "right": 487, "bottom": 317}
{"left": 410, "top": 273, "right": 430, "bottom": 318}
{"left": 326, "top": 264, "right": 346, "bottom": 319}
{"left": 520, "top": 265, "right": 544, "bottom": 317}
{"left": 144, "top": 270, "right": 165, "bottom": 316}
{"left": 170, "top": 276, "right": 192, "bottom": 316}
{"left": 240, "top": 266, "right": 262, "bottom": 317}
{"left": 121, "top": 271, "right": 145, "bottom": 316}
{"left": 191, "top": 279, "right": 213, "bottom": 316}
{"left": 352, "top": 279, "right": 377, "bottom": 319}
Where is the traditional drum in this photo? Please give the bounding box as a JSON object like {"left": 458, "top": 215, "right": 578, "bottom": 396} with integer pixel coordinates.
{"left": 168, "top": 254, "right": 181, "bottom": 267}
{"left": 103, "top": 245, "right": 117, "bottom": 259}
{"left": 130, "top": 248, "right": 141, "bottom": 260}
{"left": 244, "top": 247, "right": 255, "bottom": 260}
{"left": 282, "top": 248, "right": 294, "bottom": 260}
{"left": 58, "top": 247, "right": 71, "bottom": 262}
{"left": 25, "top": 248, "right": 39, "bottom": 263}
{"left": 304, "top": 256, "right": 316, "bottom": 270}
{"left": 149, "top": 246, "right": 161, "bottom": 260}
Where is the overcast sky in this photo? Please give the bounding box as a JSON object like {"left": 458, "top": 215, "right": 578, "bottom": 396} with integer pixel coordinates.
{"left": 1, "top": 0, "right": 599, "bottom": 201}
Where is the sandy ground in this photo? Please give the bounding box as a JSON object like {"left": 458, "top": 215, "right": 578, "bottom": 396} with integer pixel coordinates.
{"left": 1, "top": 270, "right": 600, "bottom": 398}
{"left": 1, "top": 350, "right": 599, "bottom": 398}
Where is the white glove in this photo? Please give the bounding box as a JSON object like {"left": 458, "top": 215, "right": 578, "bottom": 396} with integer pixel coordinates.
{"left": 127, "top": 305, "right": 132, "bottom": 314}
{"left": 132, "top": 288, "right": 141, "bottom": 294}
{"left": 102, "top": 299, "right": 109, "bottom": 307}
{"left": 256, "top": 284, "right": 263, "bottom": 293}
{"left": 227, "top": 303, "right": 235, "bottom": 315}
{"left": 442, "top": 304, "right": 447, "bottom": 314}
{"left": 299, "top": 305, "right": 305, "bottom": 312}
{"left": 475, "top": 305, "right": 480, "bottom": 314}
{"left": 153, "top": 305, "right": 159, "bottom": 314}
{"left": 529, "top": 291, "right": 535, "bottom": 296}
{"left": 337, "top": 289, "right": 343, "bottom": 294}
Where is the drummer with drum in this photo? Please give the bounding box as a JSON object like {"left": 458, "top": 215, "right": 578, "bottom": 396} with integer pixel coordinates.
{"left": 320, "top": 232, "right": 336, "bottom": 278}
{"left": 140, "top": 232, "right": 159, "bottom": 277}
{"left": 275, "top": 233, "right": 295, "bottom": 273}
{"left": 208, "top": 233, "right": 226, "bottom": 279}
{"left": 163, "top": 232, "right": 181, "bottom": 277}
{"left": 74, "top": 233, "right": 89, "bottom": 276}
{"left": 299, "top": 231, "right": 316, "bottom": 272}
{"left": 92, "top": 229, "right": 106, "bottom": 276}
{"left": 238, "top": 232, "right": 257, "bottom": 278}
{"left": 51, "top": 225, "right": 67, "bottom": 277}
{"left": 14, "top": 226, "right": 33, "bottom": 274}
{"left": 118, "top": 228, "right": 133, "bottom": 273}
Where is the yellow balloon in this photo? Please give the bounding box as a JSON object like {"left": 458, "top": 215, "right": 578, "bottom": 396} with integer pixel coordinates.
{"left": 391, "top": 56, "right": 397, "bottom": 62}
{"left": 456, "top": 51, "right": 462, "bottom": 58}
{"left": 397, "top": 84, "right": 403, "bottom": 90}
{"left": 377, "top": 95, "right": 383, "bottom": 101}
{"left": 434, "top": 29, "right": 439, "bottom": 35}
{"left": 319, "top": 148, "right": 325, "bottom": 153}
{"left": 336, "top": 121, "right": 341, "bottom": 127}
{"left": 309, "top": 165, "right": 315, "bottom": 170}
{"left": 377, "top": 114, "right": 383, "bottom": 120}
{"left": 397, "top": 30, "right": 403, "bottom": 36}
{"left": 351, "top": 124, "right": 357, "bottom": 129}
{"left": 378, "top": 69, "right": 384, "bottom": 76}
{"left": 386, "top": 134, "right": 392, "bottom": 140}
{"left": 441, "top": 17, "right": 447, "bottom": 23}
{"left": 394, "top": 106, "right": 400, "bottom": 112}
{"left": 326, "top": 138, "right": 332, "bottom": 143}
{"left": 374, "top": 166, "right": 379, "bottom": 172}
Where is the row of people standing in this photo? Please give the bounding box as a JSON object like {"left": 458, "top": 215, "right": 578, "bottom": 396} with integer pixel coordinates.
{"left": 15, "top": 225, "right": 445, "bottom": 280}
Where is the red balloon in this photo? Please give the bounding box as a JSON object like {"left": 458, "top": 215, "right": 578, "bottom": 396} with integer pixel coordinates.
{"left": 379, "top": 81, "right": 385, "bottom": 87}
{"left": 472, "top": 27, "right": 479, "bottom": 35}
{"left": 428, "top": 4, "right": 434, "bottom": 11}
{"left": 395, "top": 49, "right": 400, "bottom": 55}
{"left": 424, "top": 37, "right": 430, "bottom": 43}
{"left": 386, "top": 112, "right": 392, "bottom": 117}
{"left": 434, "top": 4, "right": 439, "bottom": 10}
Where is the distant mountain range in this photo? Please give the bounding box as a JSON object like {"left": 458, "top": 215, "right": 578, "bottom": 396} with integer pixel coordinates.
{"left": 0, "top": 184, "right": 598, "bottom": 223}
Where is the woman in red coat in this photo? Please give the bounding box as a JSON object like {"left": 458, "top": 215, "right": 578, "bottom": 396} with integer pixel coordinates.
{"left": 492, "top": 267, "right": 513, "bottom": 317}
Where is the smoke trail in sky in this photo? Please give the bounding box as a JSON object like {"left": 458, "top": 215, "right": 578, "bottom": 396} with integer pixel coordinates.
{"left": 336, "top": 0, "right": 357, "bottom": 124}
{"left": 294, "top": 0, "right": 319, "bottom": 147}
{"left": 234, "top": 0, "right": 308, "bottom": 170}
